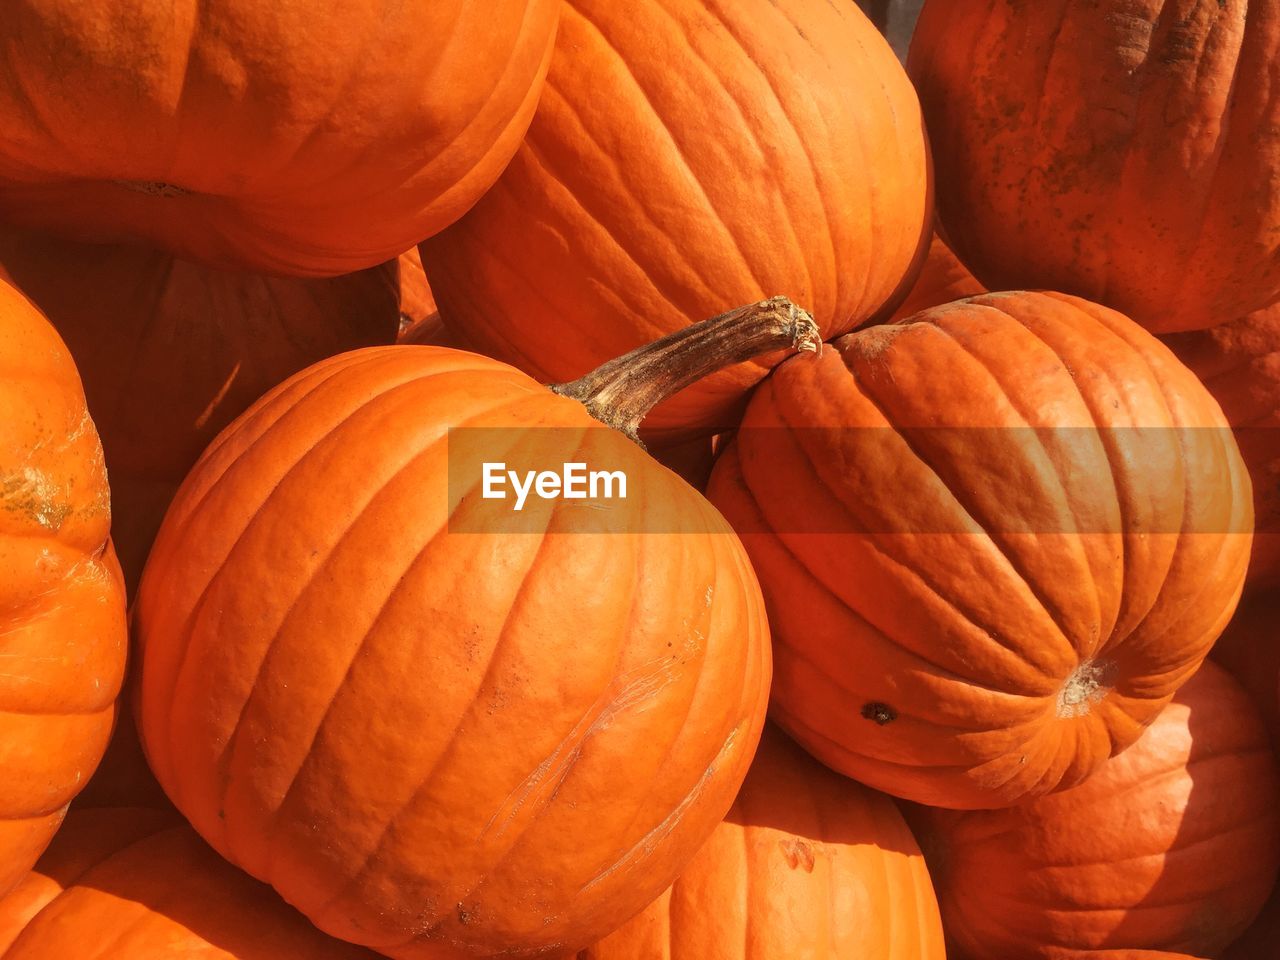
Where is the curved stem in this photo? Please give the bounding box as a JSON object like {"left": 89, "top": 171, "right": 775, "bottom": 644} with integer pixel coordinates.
{"left": 551, "top": 296, "right": 821, "bottom": 443}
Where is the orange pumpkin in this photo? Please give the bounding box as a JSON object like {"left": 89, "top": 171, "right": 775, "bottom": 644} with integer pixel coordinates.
{"left": 133, "top": 300, "right": 810, "bottom": 957}
{"left": 421, "top": 0, "right": 931, "bottom": 438}
{"left": 908, "top": 0, "right": 1280, "bottom": 332}
{"left": 0, "top": 1, "right": 561, "bottom": 276}
{"left": 909, "top": 663, "right": 1280, "bottom": 958}
{"left": 890, "top": 233, "right": 984, "bottom": 322}
{"left": 0, "top": 807, "right": 378, "bottom": 958}
{"left": 0, "top": 227, "right": 401, "bottom": 591}
{"left": 1164, "top": 304, "right": 1280, "bottom": 589}
{"left": 707, "top": 291, "right": 1253, "bottom": 809}
{"left": 0, "top": 275, "right": 127, "bottom": 896}
{"left": 579, "top": 725, "right": 945, "bottom": 960}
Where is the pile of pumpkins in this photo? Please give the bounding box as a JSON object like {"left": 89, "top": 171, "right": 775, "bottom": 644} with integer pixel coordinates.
{"left": 3, "top": 1, "right": 1279, "bottom": 958}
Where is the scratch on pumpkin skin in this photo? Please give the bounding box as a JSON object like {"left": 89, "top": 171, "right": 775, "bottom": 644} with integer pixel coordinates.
{"left": 576, "top": 725, "right": 742, "bottom": 898}
{"left": 779, "top": 837, "right": 816, "bottom": 872}
{"left": 480, "top": 655, "right": 685, "bottom": 844}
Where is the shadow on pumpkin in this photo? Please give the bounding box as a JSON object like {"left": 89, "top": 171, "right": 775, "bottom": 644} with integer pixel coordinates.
{"left": 0, "top": 225, "right": 401, "bottom": 596}
{"left": 908, "top": 663, "right": 1280, "bottom": 958}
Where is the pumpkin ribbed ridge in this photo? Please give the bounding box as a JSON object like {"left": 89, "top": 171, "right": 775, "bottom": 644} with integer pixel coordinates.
{"left": 1164, "top": 304, "right": 1280, "bottom": 589}
{"left": 0, "top": 1, "right": 561, "bottom": 275}
{"left": 0, "top": 808, "right": 379, "bottom": 959}
{"left": 914, "top": 663, "right": 1280, "bottom": 958}
{"left": 909, "top": 0, "right": 1280, "bottom": 332}
{"left": 135, "top": 345, "right": 771, "bottom": 958}
{"left": 707, "top": 292, "right": 1252, "bottom": 809}
{"left": 579, "top": 728, "right": 945, "bottom": 960}
{"left": 420, "top": 0, "right": 929, "bottom": 437}
{"left": 0, "top": 276, "right": 126, "bottom": 897}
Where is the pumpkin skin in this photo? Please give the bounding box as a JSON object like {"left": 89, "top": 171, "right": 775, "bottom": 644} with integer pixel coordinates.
{"left": 0, "top": 1, "right": 560, "bottom": 276}
{"left": 0, "top": 227, "right": 400, "bottom": 591}
{"left": 0, "top": 275, "right": 127, "bottom": 896}
{"left": 889, "top": 233, "right": 984, "bottom": 322}
{"left": 578, "top": 725, "right": 945, "bottom": 960}
{"left": 0, "top": 807, "right": 380, "bottom": 958}
{"left": 707, "top": 291, "right": 1253, "bottom": 809}
{"left": 1164, "top": 304, "right": 1280, "bottom": 589}
{"left": 133, "top": 345, "right": 772, "bottom": 958}
{"left": 908, "top": 0, "right": 1280, "bottom": 333}
{"left": 909, "top": 663, "right": 1280, "bottom": 958}
{"left": 420, "top": 0, "right": 931, "bottom": 437}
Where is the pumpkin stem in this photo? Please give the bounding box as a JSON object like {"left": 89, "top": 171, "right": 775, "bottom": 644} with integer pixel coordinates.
{"left": 550, "top": 296, "right": 821, "bottom": 443}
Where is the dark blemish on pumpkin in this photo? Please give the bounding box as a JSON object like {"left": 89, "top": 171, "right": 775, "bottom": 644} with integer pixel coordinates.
{"left": 457, "top": 904, "right": 471, "bottom": 925}
{"left": 113, "top": 179, "right": 191, "bottom": 198}
{"left": 861, "top": 702, "right": 897, "bottom": 725}
{"left": 779, "top": 837, "right": 816, "bottom": 872}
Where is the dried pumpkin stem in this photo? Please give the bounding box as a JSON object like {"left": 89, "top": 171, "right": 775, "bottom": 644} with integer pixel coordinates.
{"left": 551, "top": 296, "right": 821, "bottom": 443}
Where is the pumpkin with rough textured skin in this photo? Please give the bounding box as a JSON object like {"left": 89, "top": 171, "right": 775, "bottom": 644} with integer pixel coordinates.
{"left": 578, "top": 725, "right": 945, "bottom": 960}
{"left": 421, "top": 0, "right": 931, "bottom": 437}
{"left": 707, "top": 291, "right": 1252, "bottom": 809}
{"left": 0, "top": 275, "right": 127, "bottom": 896}
{"left": 909, "top": 663, "right": 1280, "bottom": 959}
{"left": 0, "top": 807, "right": 379, "bottom": 958}
{"left": 132, "top": 303, "right": 792, "bottom": 958}
{"left": 908, "top": 0, "right": 1280, "bottom": 332}
{"left": 0, "top": 227, "right": 400, "bottom": 591}
{"left": 1164, "top": 304, "right": 1280, "bottom": 589}
{"left": 890, "top": 233, "right": 983, "bottom": 322}
{"left": 0, "top": 1, "right": 560, "bottom": 276}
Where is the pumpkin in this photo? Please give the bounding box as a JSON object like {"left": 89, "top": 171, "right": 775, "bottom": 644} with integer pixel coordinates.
{"left": 0, "top": 227, "right": 401, "bottom": 591}
{"left": 0, "top": 807, "right": 379, "bottom": 958}
{"left": 1164, "top": 304, "right": 1280, "bottom": 589}
{"left": 890, "top": 233, "right": 984, "bottom": 322}
{"left": 706, "top": 291, "right": 1252, "bottom": 809}
{"left": 908, "top": 662, "right": 1280, "bottom": 958}
{"left": 908, "top": 0, "right": 1280, "bottom": 333}
{"left": 420, "top": 0, "right": 931, "bottom": 438}
{"left": 0, "top": 1, "right": 561, "bottom": 276}
{"left": 1209, "top": 596, "right": 1280, "bottom": 751}
{"left": 0, "top": 274, "right": 127, "bottom": 896}
{"left": 132, "top": 300, "right": 811, "bottom": 958}
{"left": 578, "top": 725, "right": 946, "bottom": 960}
